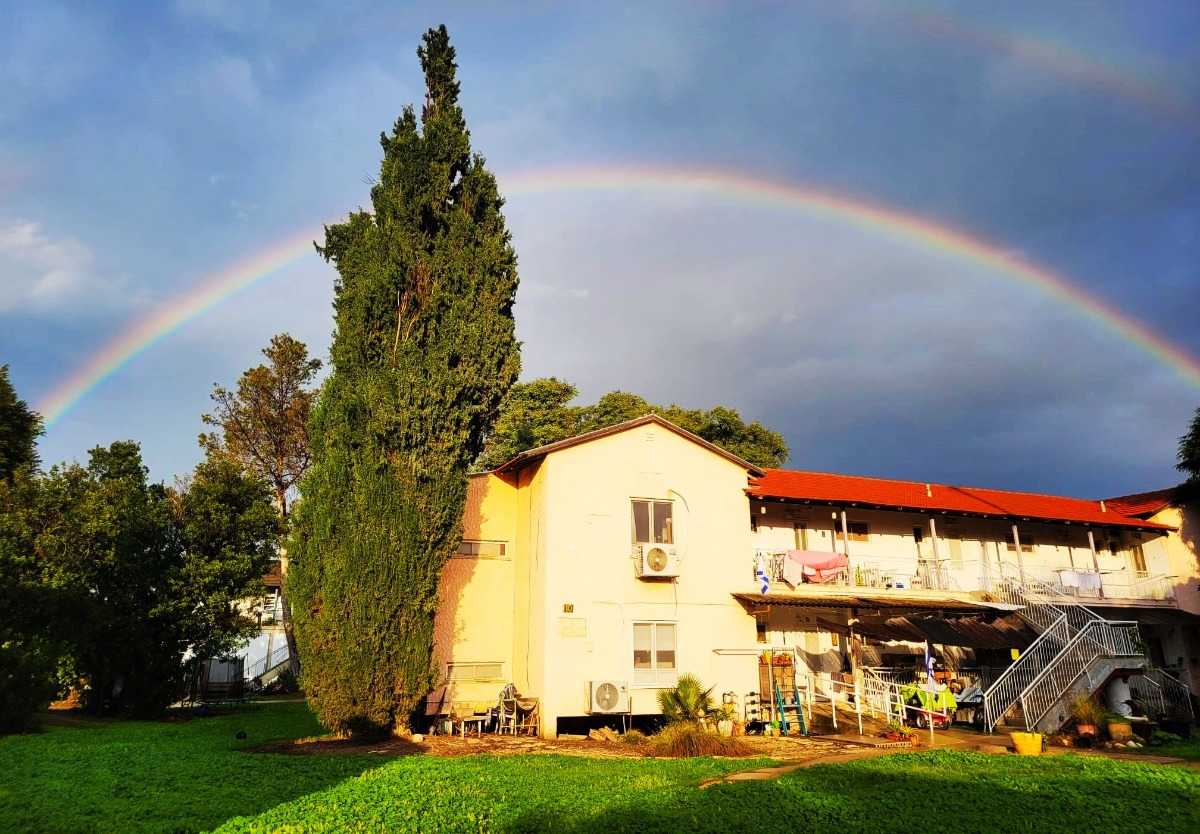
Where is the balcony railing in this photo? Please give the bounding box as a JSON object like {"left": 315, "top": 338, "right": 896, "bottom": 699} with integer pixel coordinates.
{"left": 751, "top": 551, "right": 1176, "bottom": 602}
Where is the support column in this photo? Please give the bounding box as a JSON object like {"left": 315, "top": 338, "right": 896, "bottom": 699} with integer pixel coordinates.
{"left": 1087, "top": 528, "right": 1105, "bottom": 599}
{"left": 1011, "top": 523, "right": 1026, "bottom": 583}
{"left": 840, "top": 509, "right": 852, "bottom": 581}
{"left": 929, "top": 516, "right": 942, "bottom": 590}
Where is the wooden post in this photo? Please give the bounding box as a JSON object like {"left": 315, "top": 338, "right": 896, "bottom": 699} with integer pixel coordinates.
{"left": 1011, "top": 523, "right": 1026, "bottom": 583}
{"left": 929, "top": 516, "right": 942, "bottom": 589}
{"left": 1087, "top": 528, "right": 1105, "bottom": 599}
{"left": 841, "top": 509, "right": 852, "bottom": 580}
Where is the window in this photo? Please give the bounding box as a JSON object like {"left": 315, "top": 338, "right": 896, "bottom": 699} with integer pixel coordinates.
{"left": 834, "top": 520, "right": 870, "bottom": 542}
{"left": 632, "top": 622, "right": 677, "bottom": 686}
{"left": 1005, "top": 533, "right": 1035, "bottom": 553}
{"left": 1130, "top": 544, "right": 1147, "bottom": 574}
{"left": 446, "top": 662, "right": 505, "bottom": 681}
{"left": 912, "top": 526, "right": 924, "bottom": 543}
{"left": 794, "top": 523, "right": 808, "bottom": 550}
{"left": 750, "top": 513, "right": 759, "bottom": 533}
{"left": 632, "top": 500, "right": 674, "bottom": 544}
{"left": 456, "top": 540, "right": 507, "bottom": 558}
{"left": 947, "top": 534, "right": 964, "bottom": 570}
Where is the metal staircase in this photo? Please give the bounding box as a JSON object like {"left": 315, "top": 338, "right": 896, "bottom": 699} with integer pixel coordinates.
{"left": 981, "top": 562, "right": 1148, "bottom": 733}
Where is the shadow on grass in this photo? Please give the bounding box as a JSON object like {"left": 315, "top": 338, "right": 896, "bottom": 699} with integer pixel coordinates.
{"left": 504, "top": 751, "right": 1200, "bottom": 834}
{"left": 0, "top": 702, "right": 390, "bottom": 834}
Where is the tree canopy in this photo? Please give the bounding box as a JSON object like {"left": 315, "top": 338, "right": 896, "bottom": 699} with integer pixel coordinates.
{"left": 476, "top": 379, "right": 790, "bottom": 470}
{"left": 1178, "top": 405, "right": 1200, "bottom": 489}
{"left": 0, "top": 364, "right": 42, "bottom": 480}
{"left": 201, "top": 333, "right": 322, "bottom": 520}
{"left": 290, "top": 26, "right": 520, "bottom": 738}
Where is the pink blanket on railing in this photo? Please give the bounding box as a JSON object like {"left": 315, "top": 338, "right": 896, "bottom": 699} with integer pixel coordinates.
{"left": 783, "top": 550, "right": 849, "bottom": 585}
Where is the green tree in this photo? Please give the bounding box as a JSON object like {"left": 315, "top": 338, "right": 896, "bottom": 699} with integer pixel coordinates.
{"left": 476, "top": 378, "right": 790, "bottom": 470}
{"left": 656, "top": 673, "right": 715, "bottom": 725}
{"left": 290, "top": 26, "right": 520, "bottom": 738}
{"left": 1178, "top": 406, "right": 1200, "bottom": 488}
{"left": 37, "top": 443, "right": 277, "bottom": 716}
{"left": 0, "top": 364, "right": 41, "bottom": 480}
{"left": 201, "top": 333, "right": 322, "bottom": 673}
{"left": 475, "top": 378, "right": 579, "bottom": 470}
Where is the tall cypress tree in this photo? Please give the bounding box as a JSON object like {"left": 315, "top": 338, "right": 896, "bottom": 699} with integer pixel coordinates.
{"left": 289, "top": 26, "right": 520, "bottom": 738}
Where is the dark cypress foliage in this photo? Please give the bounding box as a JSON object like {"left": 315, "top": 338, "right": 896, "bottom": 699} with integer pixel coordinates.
{"left": 289, "top": 26, "right": 520, "bottom": 738}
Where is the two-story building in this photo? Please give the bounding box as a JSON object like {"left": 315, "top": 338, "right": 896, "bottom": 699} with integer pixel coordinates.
{"left": 433, "top": 414, "right": 1197, "bottom": 736}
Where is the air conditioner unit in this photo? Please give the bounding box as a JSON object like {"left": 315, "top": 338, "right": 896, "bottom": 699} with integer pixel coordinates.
{"left": 635, "top": 543, "right": 678, "bottom": 578}
{"left": 587, "top": 680, "right": 629, "bottom": 714}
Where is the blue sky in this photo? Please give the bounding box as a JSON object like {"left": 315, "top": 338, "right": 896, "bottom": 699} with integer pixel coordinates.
{"left": 3, "top": 0, "right": 1198, "bottom": 498}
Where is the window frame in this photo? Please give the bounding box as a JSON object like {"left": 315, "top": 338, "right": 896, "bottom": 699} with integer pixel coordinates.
{"left": 631, "top": 499, "right": 675, "bottom": 545}
{"left": 455, "top": 540, "right": 508, "bottom": 559}
{"left": 631, "top": 621, "right": 678, "bottom": 688}
{"left": 1005, "top": 532, "right": 1036, "bottom": 554}
{"left": 834, "top": 519, "right": 870, "bottom": 542}
{"left": 445, "top": 661, "right": 506, "bottom": 682}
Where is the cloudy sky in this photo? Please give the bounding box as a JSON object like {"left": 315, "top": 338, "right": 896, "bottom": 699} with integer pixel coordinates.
{"left": 3, "top": 0, "right": 1198, "bottom": 498}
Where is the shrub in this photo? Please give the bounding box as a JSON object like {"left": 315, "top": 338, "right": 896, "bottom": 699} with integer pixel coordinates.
{"left": 621, "top": 729, "right": 649, "bottom": 745}
{"left": 1068, "top": 694, "right": 1106, "bottom": 726}
{"left": 648, "top": 722, "right": 755, "bottom": 758}
{"left": 656, "top": 673, "right": 715, "bottom": 725}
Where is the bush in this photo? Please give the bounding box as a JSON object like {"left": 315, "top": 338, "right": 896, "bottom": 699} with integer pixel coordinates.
{"left": 656, "top": 673, "right": 715, "bottom": 725}
{"left": 648, "top": 722, "right": 755, "bottom": 758}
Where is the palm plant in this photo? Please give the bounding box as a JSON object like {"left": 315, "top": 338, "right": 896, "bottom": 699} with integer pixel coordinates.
{"left": 656, "top": 673, "right": 715, "bottom": 724}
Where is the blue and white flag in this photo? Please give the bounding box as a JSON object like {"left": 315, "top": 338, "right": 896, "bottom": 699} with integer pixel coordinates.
{"left": 756, "top": 553, "right": 771, "bottom": 595}
{"left": 924, "top": 642, "right": 937, "bottom": 692}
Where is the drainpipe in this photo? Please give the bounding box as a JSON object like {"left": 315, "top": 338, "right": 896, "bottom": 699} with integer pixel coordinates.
{"left": 1011, "top": 523, "right": 1026, "bottom": 583}
{"left": 1087, "top": 528, "right": 1105, "bottom": 599}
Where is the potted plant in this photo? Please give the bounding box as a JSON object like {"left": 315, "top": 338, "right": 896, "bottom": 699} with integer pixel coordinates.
{"left": 710, "top": 703, "right": 737, "bottom": 737}
{"left": 1068, "top": 694, "right": 1105, "bottom": 737}
{"left": 1106, "top": 713, "right": 1134, "bottom": 742}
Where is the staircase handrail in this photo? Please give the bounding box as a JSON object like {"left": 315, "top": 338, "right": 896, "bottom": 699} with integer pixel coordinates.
{"left": 1019, "top": 619, "right": 1143, "bottom": 730}
{"left": 1139, "top": 668, "right": 1196, "bottom": 721}
{"left": 982, "top": 614, "right": 1070, "bottom": 731}
{"left": 985, "top": 560, "right": 1108, "bottom": 630}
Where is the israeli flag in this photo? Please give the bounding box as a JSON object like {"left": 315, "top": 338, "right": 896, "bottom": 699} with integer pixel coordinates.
{"left": 756, "top": 553, "right": 771, "bottom": 595}
{"left": 924, "top": 642, "right": 937, "bottom": 692}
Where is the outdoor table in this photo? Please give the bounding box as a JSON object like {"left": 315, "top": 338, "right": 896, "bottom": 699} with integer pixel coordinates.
{"left": 457, "top": 715, "right": 488, "bottom": 737}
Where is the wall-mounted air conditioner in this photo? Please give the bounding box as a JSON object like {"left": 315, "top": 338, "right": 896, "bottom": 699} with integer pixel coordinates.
{"left": 587, "top": 680, "right": 629, "bottom": 714}
{"left": 634, "top": 543, "right": 678, "bottom": 578}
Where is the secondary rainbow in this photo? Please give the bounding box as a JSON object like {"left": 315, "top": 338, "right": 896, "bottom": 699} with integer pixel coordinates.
{"left": 35, "top": 164, "right": 1200, "bottom": 426}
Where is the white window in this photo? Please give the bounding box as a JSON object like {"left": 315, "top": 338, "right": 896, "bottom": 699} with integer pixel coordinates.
{"left": 632, "top": 622, "right": 677, "bottom": 686}
{"left": 456, "top": 540, "right": 507, "bottom": 558}
{"left": 794, "top": 523, "right": 808, "bottom": 550}
{"left": 947, "top": 534, "right": 964, "bottom": 570}
{"left": 446, "top": 662, "right": 505, "bottom": 681}
{"left": 632, "top": 500, "right": 674, "bottom": 544}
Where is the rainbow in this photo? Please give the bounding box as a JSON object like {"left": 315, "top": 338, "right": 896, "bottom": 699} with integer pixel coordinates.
{"left": 35, "top": 163, "right": 1200, "bottom": 426}
{"left": 844, "top": 4, "right": 1200, "bottom": 129}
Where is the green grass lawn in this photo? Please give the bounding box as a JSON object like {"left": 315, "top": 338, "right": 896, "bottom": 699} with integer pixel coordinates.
{"left": 3, "top": 703, "right": 1198, "bottom": 834}
{"left": 214, "top": 749, "right": 1200, "bottom": 834}
{"left": 0, "top": 701, "right": 384, "bottom": 834}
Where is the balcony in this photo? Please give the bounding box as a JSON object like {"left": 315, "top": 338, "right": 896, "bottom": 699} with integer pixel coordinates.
{"left": 752, "top": 551, "right": 1177, "bottom": 603}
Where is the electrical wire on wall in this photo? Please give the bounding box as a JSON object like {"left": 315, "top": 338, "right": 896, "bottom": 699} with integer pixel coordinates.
{"left": 668, "top": 487, "right": 690, "bottom": 614}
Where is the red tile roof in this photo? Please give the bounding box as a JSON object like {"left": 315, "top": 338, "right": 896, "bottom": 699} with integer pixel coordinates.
{"left": 1104, "top": 487, "right": 1180, "bottom": 518}
{"left": 748, "top": 469, "right": 1173, "bottom": 531}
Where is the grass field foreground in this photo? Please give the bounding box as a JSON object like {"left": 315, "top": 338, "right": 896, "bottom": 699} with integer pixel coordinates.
{"left": 214, "top": 748, "right": 1200, "bottom": 834}
{"left": 0, "top": 702, "right": 384, "bottom": 834}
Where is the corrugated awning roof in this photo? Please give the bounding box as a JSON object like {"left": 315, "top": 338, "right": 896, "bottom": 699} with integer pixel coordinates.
{"left": 732, "top": 592, "right": 991, "bottom": 613}
{"left": 852, "top": 615, "right": 1037, "bottom": 650}
{"left": 1089, "top": 606, "right": 1200, "bottom": 627}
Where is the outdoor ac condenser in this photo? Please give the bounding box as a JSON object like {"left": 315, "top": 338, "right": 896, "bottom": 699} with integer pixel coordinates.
{"left": 634, "top": 543, "right": 678, "bottom": 578}
{"left": 587, "top": 680, "right": 629, "bottom": 714}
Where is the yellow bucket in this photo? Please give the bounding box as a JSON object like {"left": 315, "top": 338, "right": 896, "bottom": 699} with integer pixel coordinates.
{"left": 1010, "top": 732, "right": 1044, "bottom": 756}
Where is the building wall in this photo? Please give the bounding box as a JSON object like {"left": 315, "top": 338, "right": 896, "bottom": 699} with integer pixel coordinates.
{"left": 432, "top": 473, "right": 519, "bottom": 706}
{"left": 524, "top": 423, "right": 760, "bottom": 735}
{"left": 1147, "top": 502, "right": 1200, "bottom": 616}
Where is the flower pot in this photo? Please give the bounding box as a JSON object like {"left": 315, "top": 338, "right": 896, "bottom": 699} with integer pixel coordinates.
{"left": 1010, "top": 731, "right": 1044, "bottom": 756}
{"left": 1108, "top": 722, "right": 1134, "bottom": 742}
{"left": 1075, "top": 724, "right": 1097, "bottom": 737}
{"left": 717, "top": 720, "right": 734, "bottom": 737}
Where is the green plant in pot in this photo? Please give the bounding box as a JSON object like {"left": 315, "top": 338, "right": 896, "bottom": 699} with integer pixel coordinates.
{"left": 1106, "top": 712, "right": 1134, "bottom": 742}
{"left": 710, "top": 703, "right": 738, "bottom": 737}
{"left": 1068, "top": 694, "right": 1105, "bottom": 736}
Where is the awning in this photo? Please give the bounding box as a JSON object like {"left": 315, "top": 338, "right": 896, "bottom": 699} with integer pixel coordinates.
{"left": 1088, "top": 606, "right": 1200, "bottom": 627}
{"left": 732, "top": 592, "right": 992, "bottom": 614}
{"left": 851, "top": 614, "right": 1037, "bottom": 650}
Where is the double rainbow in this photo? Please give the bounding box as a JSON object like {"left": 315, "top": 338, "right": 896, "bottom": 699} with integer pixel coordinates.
{"left": 35, "top": 164, "right": 1200, "bottom": 426}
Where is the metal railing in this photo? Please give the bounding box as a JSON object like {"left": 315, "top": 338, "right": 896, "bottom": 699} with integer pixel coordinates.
{"left": 244, "top": 643, "right": 291, "bottom": 682}
{"left": 1129, "top": 669, "right": 1196, "bottom": 721}
{"left": 1019, "top": 619, "right": 1143, "bottom": 731}
{"left": 1100, "top": 573, "right": 1175, "bottom": 601}
{"left": 752, "top": 550, "right": 962, "bottom": 592}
